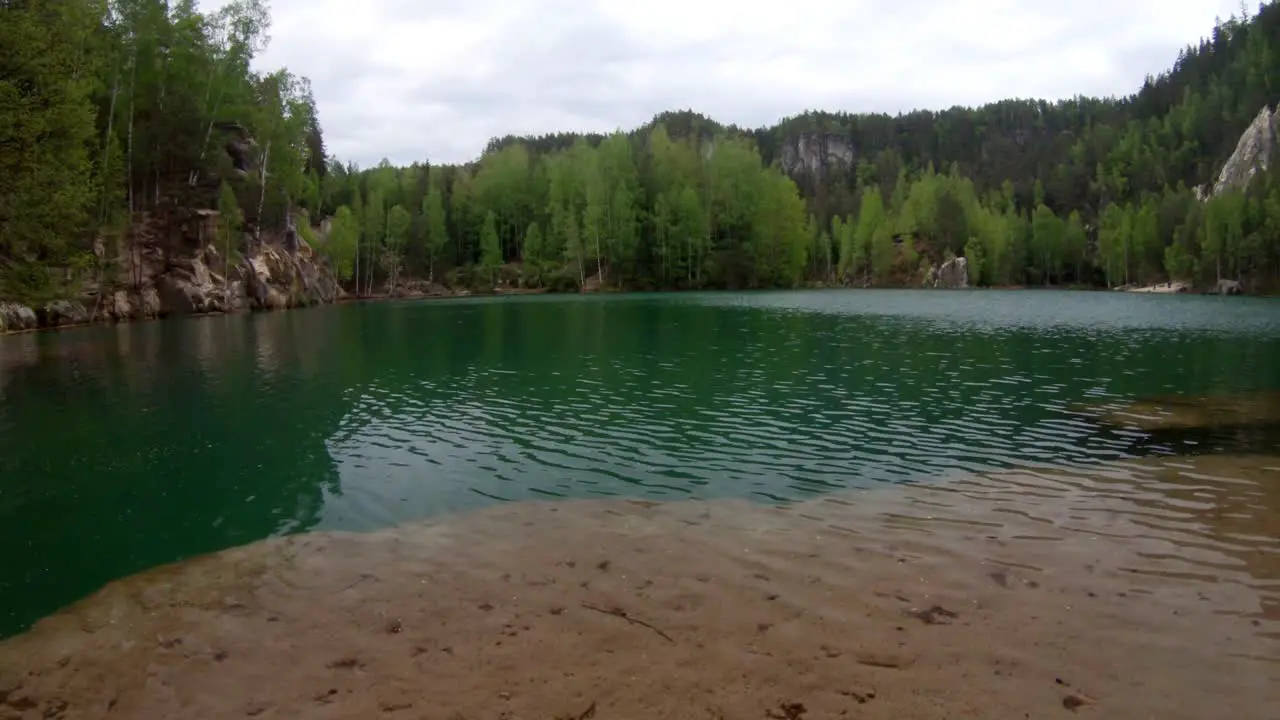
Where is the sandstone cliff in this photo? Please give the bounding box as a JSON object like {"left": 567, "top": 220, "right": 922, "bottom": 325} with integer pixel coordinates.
{"left": 0, "top": 219, "right": 344, "bottom": 334}
{"left": 924, "top": 257, "right": 969, "bottom": 289}
{"left": 777, "top": 133, "right": 855, "bottom": 177}
{"left": 1210, "top": 105, "right": 1276, "bottom": 197}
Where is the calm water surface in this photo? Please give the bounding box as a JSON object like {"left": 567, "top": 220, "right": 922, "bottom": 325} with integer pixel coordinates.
{"left": 1, "top": 290, "right": 1278, "bottom": 636}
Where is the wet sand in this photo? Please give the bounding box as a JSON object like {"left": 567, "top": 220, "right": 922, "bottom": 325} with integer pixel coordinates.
{"left": 1, "top": 456, "right": 1278, "bottom": 719}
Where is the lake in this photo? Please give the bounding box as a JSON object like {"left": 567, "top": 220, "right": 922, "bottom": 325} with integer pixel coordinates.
{"left": 1, "top": 289, "right": 1278, "bottom": 639}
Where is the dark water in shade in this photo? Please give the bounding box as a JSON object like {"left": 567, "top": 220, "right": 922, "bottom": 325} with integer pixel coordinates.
{"left": 0, "top": 289, "right": 1278, "bottom": 637}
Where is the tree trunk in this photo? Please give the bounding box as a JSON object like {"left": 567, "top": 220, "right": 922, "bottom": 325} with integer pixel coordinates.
{"left": 594, "top": 229, "right": 603, "bottom": 287}
{"left": 256, "top": 141, "right": 271, "bottom": 239}
{"left": 126, "top": 45, "right": 137, "bottom": 217}
{"left": 224, "top": 219, "right": 232, "bottom": 308}
{"left": 97, "top": 64, "right": 121, "bottom": 224}
{"left": 189, "top": 66, "right": 227, "bottom": 187}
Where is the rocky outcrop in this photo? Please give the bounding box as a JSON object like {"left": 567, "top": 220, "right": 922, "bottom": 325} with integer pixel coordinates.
{"left": 243, "top": 240, "right": 340, "bottom": 309}
{"left": 1211, "top": 106, "right": 1276, "bottom": 197}
{"left": 0, "top": 303, "right": 38, "bottom": 333}
{"left": 157, "top": 260, "right": 239, "bottom": 315}
{"left": 1214, "top": 278, "right": 1242, "bottom": 295}
{"left": 925, "top": 257, "right": 969, "bottom": 289}
{"left": 155, "top": 238, "right": 341, "bottom": 316}
{"left": 2, "top": 229, "right": 343, "bottom": 333}
{"left": 102, "top": 289, "right": 160, "bottom": 322}
{"left": 36, "top": 300, "right": 89, "bottom": 327}
{"left": 778, "top": 133, "right": 854, "bottom": 177}
{"left": 1127, "top": 281, "right": 1190, "bottom": 294}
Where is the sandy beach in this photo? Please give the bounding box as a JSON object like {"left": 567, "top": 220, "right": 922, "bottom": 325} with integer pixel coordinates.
{"left": 1, "top": 456, "right": 1277, "bottom": 719}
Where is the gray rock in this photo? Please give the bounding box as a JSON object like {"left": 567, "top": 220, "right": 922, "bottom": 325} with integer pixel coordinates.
{"left": 1212, "top": 106, "right": 1275, "bottom": 197}
{"left": 1215, "top": 278, "right": 1242, "bottom": 296}
{"left": 139, "top": 287, "right": 161, "bottom": 318}
{"left": 778, "top": 133, "right": 855, "bottom": 177}
{"left": 0, "top": 303, "right": 38, "bottom": 333}
{"left": 927, "top": 257, "right": 969, "bottom": 289}
{"left": 157, "top": 258, "right": 237, "bottom": 314}
{"left": 106, "top": 291, "right": 132, "bottom": 321}
{"left": 38, "top": 300, "right": 89, "bottom": 327}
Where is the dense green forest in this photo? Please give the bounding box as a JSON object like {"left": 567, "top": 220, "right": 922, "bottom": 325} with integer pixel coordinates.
{"left": 1, "top": 0, "right": 323, "bottom": 301}
{"left": 4, "top": 0, "right": 1280, "bottom": 303}
{"left": 318, "top": 1, "right": 1280, "bottom": 292}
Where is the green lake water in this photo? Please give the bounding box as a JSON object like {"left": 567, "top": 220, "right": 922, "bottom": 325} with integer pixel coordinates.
{"left": 1, "top": 290, "right": 1278, "bottom": 637}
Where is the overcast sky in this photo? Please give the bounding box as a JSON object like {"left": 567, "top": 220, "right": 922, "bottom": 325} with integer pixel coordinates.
{"left": 206, "top": 0, "right": 1244, "bottom": 166}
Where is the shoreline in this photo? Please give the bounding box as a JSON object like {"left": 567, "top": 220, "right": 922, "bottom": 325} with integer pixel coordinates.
{"left": 3, "top": 283, "right": 1269, "bottom": 337}
{"left": 1, "top": 455, "right": 1275, "bottom": 718}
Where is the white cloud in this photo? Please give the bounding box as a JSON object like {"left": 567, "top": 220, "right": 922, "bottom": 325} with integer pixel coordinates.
{"left": 204, "top": 0, "right": 1245, "bottom": 165}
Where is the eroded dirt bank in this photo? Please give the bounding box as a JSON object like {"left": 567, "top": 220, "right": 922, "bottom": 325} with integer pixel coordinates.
{"left": 1, "top": 457, "right": 1278, "bottom": 719}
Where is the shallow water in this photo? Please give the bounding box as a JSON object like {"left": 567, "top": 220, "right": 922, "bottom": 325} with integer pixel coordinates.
{"left": 2, "top": 459, "right": 1276, "bottom": 719}
{"left": 1, "top": 289, "right": 1278, "bottom": 637}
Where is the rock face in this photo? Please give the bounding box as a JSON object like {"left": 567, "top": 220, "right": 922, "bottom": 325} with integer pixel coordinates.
{"left": 1127, "top": 281, "right": 1190, "bottom": 294}
{"left": 925, "top": 257, "right": 969, "bottom": 289}
{"left": 1212, "top": 105, "right": 1276, "bottom": 197}
{"left": 157, "top": 256, "right": 232, "bottom": 315}
{"left": 36, "top": 301, "right": 89, "bottom": 328}
{"left": 778, "top": 133, "right": 854, "bottom": 177}
{"left": 1, "top": 227, "right": 343, "bottom": 333}
{"left": 1215, "top": 278, "right": 1243, "bottom": 295}
{"left": 0, "top": 303, "right": 38, "bottom": 333}
{"left": 156, "top": 239, "right": 342, "bottom": 317}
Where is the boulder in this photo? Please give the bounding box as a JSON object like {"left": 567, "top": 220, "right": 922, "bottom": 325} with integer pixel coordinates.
{"left": 139, "top": 287, "right": 161, "bottom": 318}
{"left": 926, "top": 257, "right": 969, "bottom": 289}
{"left": 0, "top": 303, "right": 38, "bottom": 333}
{"left": 157, "top": 273, "right": 213, "bottom": 314}
{"left": 157, "top": 258, "right": 237, "bottom": 314}
{"left": 1215, "top": 278, "right": 1242, "bottom": 296}
{"left": 242, "top": 241, "right": 342, "bottom": 310}
{"left": 37, "top": 300, "right": 89, "bottom": 327}
{"left": 106, "top": 291, "right": 133, "bottom": 321}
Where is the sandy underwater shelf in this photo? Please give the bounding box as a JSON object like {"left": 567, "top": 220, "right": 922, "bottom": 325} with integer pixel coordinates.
{"left": 1, "top": 455, "right": 1278, "bottom": 719}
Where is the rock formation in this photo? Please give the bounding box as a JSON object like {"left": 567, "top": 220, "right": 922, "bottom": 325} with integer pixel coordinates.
{"left": 0, "top": 222, "right": 343, "bottom": 333}
{"left": 1214, "top": 278, "right": 1243, "bottom": 295}
{"left": 0, "top": 303, "right": 38, "bottom": 333}
{"left": 34, "top": 301, "right": 89, "bottom": 328}
{"left": 777, "top": 133, "right": 855, "bottom": 177}
{"left": 925, "top": 257, "right": 969, "bottom": 289}
{"left": 1211, "top": 105, "right": 1276, "bottom": 197}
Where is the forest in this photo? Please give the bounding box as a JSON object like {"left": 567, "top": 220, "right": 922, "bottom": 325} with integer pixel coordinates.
{"left": 3, "top": 0, "right": 1280, "bottom": 302}
{"left": 1, "top": 0, "right": 323, "bottom": 301}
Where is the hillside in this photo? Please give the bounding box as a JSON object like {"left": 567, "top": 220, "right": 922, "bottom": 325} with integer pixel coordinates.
{"left": 3, "top": 0, "right": 1279, "bottom": 324}
{"left": 322, "top": 3, "right": 1280, "bottom": 294}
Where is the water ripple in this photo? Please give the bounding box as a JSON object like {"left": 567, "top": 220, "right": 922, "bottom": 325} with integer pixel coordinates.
{"left": 2, "top": 291, "right": 1279, "bottom": 637}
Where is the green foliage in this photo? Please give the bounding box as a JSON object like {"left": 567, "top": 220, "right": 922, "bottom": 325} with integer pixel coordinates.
{"left": 0, "top": 0, "right": 99, "bottom": 297}
{"left": 216, "top": 182, "right": 241, "bottom": 253}
{"left": 13, "top": 0, "right": 1280, "bottom": 300}
{"left": 0, "top": 0, "right": 324, "bottom": 300}
{"left": 523, "top": 222, "right": 544, "bottom": 264}
{"left": 325, "top": 206, "right": 360, "bottom": 281}
{"left": 422, "top": 183, "right": 447, "bottom": 281}
{"left": 1030, "top": 205, "right": 1064, "bottom": 284}
{"left": 479, "top": 210, "right": 502, "bottom": 284}
{"left": 386, "top": 205, "right": 412, "bottom": 252}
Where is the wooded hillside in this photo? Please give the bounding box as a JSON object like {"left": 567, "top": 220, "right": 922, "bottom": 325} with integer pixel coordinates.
{"left": 4, "top": 0, "right": 1279, "bottom": 301}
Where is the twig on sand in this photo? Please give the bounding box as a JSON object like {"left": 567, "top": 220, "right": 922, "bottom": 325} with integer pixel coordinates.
{"left": 579, "top": 602, "right": 675, "bottom": 643}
